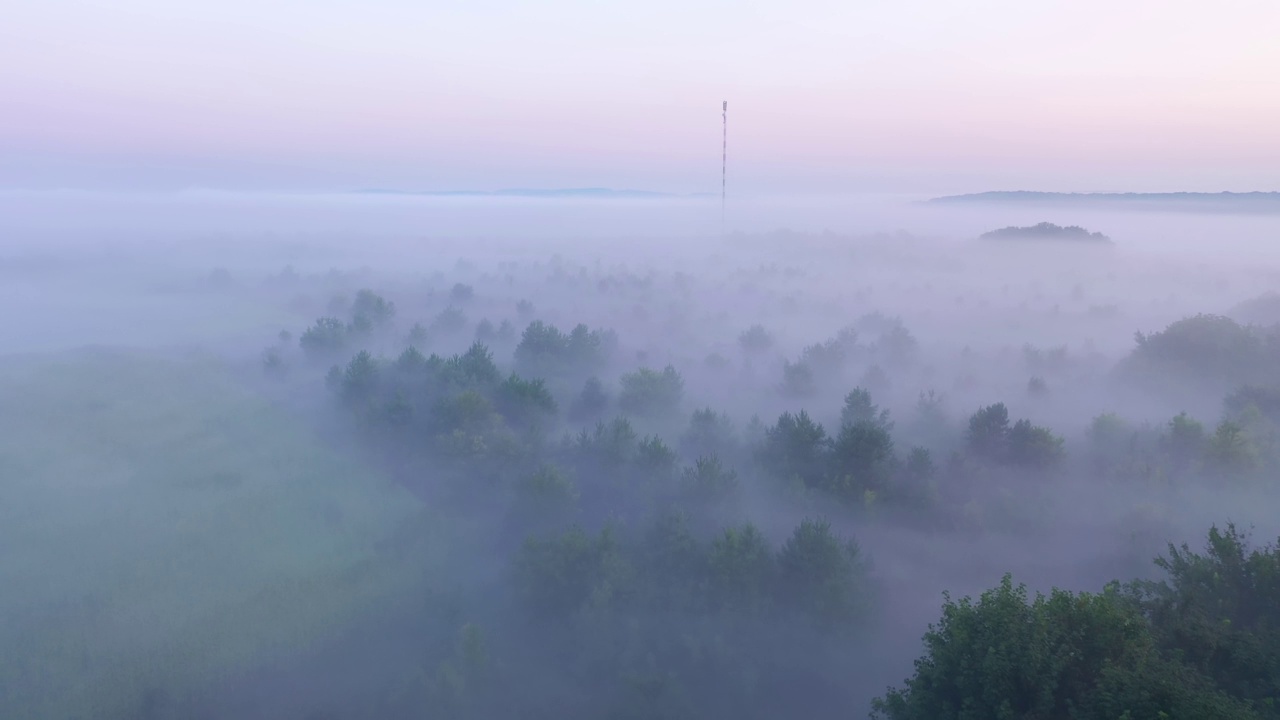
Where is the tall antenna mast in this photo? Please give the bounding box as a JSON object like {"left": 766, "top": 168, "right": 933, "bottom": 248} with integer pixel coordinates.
{"left": 721, "top": 100, "right": 728, "bottom": 236}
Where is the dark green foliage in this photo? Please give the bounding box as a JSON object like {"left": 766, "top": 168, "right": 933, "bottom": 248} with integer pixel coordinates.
{"left": 776, "top": 519, "right": 867, "bottom": 627}
{"left": 1204, "top": 420, "right": 1259, "bottom": 476}
{"left": 300, "top": 317, "right": 347, "bottom": 358}
{"left": 569, "top": 418, "right": 640, "bottom": 474}
{"left": 618, "top": 366, "right": 684, "bottom": 418}
{"left": 430, "top": 305, "right": 469, "bottom": 336}
{"left": 1091, "top": 420, "right": 1172, "bottom": 485}
{"left": 908, "top": 389, "right": 950, "bottom": 446}
{"left": 515, "top": 320, "right": 565, "bottom": 364}
{"left": 1027, "top": 375, "right": 1048, "bottom": 396}
{"left": 635, "top": 435, "right": 678, "bottom": 481}
{"left": 1087, "top": 412, "right": 1133, "bottom": 477}
{"left": 348, "top": 312, "right": 373, "bottom": 337}
{"left": 873, "top": 575, "right": 1251, "bottom": 720}
{"left": 1088, "top": 412, "right": 1128, "bottom": 454}
{"left": 980, "top": 221, "right": 1113, "bottom": 243}
{"left": 963, "top": 404, "right": 1063, "bottom": 470}
{"left": 569, "top": 323, "right": 614, "bottom": 362}
{"left": 738, "top": 324, "right": 774, "bottom": 354}
{"left": 780, "top": 359, "right": 815, "bottom": 398}
{"left": 439, "top": 343, "right": 502, "bottom": 391}
{"left": 896, "top": 447, "right": 937, "bottom": 506}
{"left": 708, "top": 524, "right": 774, "bottom": 614}
{"left": 423, "top": 623, "right": 489, "bottom": 720}
{"left": 509, "top": 466, "right": 580, "bottom": 534}
{"left": 704, "top": 351, "right": 731, "bottom": 371}
{"left": 1007, "top": 419, "right": 1065, "bottom": 469}
{"left": 876, "top": 322, "right": 919, "bottom": 366}
{"left": 407, "top": 321, "right": 429, "bottom": 347}
{"left": 510, "top": 512, "right": 870, "bottom": 627}
{"left": 496, "top": 319, "right": 516, "bottom": 344}
{"left": 378, "top": 391, "right": 413, "bottom": 427}
{"left": 799, "top": 338, "right": 847, "bottom": 379}
{"left": 1224, "top": 387, "right": 1280, "bottom": 470}
{"left": 860, "top": 364, "right": 891, "bottom": 394}
{"left": 1230, "top": 292, "right": 1280, "bottom": 327}
{"left": 878, "top": 525, "right": 1280, "bottom": 720}
{"left": 514, "top": 320, "right": 613, "bottom": 379}
{"left": 679, "top": 456, "right": 740, "bottom": 509}
{"left": 394, "top": 345, "right": 429, "bottom": 373}
{"left": 635, "top": 513, "right": 707, "bottom": 612}
{"left": 450, "top": 283, "right": 474, "bottom": 303}
{"left": 340, "top": 350, "right": 380, "bottom": 407}
{"left": 1127, "top": 314, "right": 1280, "bottom": 389}
{"left": 854, "top": 313, "right": 918, "bottom": 366}
{"left": 853, "top": 311, "right": 901, "bottom": 335}
{"left": 1164, "top": 411, "right": 1206, "bottom": 473}
{"left": 432, "top": 390, "right": 499, "bottom": 437}
{"left": 350, "top": 289, "right": 395, "bottom": 331}
{"left": 495, "top": 374, "right": 557, "bottom": 432}
{"left": 518, "top": 465, "right": 579, "bottom": 506}
{"left": 502, "top": 513, "right": 870, "bottom": 719}
{"left": 830, "top": 420, "right": 896, "bottom": 498}
{"left": 285, "top": 295, "right": 1280, "bottom": 720}
{"left": 680, "top": 408, "right": 736, "bottom": 460}
{"left": 757, "top": 410, "right": 828, "bottom": 487}
{"left": 514, "top": 525, "right": 631, "bottom": 621}
{"left": 966, "top": 402, "right": 1010, "bottom": 460}
{"left": 262, "top": 347, "right": 285, "bottom": 377}
{"left": 841, "top": 388, "right": 892, "bottom": 431}
{"left": 1137, "top": 525, "right": 1280, "bottom": 716}
{"left": 568, "top": 377, "right": 610, "bottom": 424}
{"left": 1226, "top": 385, "right": 1280, "bottom": 425}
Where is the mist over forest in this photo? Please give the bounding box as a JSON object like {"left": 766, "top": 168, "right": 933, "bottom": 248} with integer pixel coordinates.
{"left": 3, "top": 192, "right": 1280, "bottom": 719}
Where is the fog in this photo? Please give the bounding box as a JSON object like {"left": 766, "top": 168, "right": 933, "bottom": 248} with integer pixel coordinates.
{"left": 3, "top": 189, "right": 1280, "bottom": 719}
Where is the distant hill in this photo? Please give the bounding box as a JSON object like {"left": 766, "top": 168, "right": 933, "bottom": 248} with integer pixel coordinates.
{"left": 980, "top": 222, "right": 1112, "bottom": 244}
{"left": 927, "top": 191, "right": 1280, "bottom": 213}
{"left": 355, "top": 187, "right": 712, "bottom": 199}
{"left": 1229, "top": 293, "right": 1280, "bottom": 327}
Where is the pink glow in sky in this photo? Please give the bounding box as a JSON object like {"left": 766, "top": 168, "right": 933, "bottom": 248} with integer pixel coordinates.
{"left": 2, "top": 0, "right": 1278, "bottom": 194}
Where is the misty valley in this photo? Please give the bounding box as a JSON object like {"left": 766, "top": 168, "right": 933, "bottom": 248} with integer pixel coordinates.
{"left": 3, "top": 206, "right": 1280, "bottom": 720}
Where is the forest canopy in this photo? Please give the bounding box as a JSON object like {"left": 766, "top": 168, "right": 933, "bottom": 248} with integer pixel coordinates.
{"left": 8, "top": 225, "right": 1280, "bottom": 720}
{"left": 237, "top": 272, "right": 1280, "bottom": 718}
{"left": 980, "top": 221, "right": 1114, "bottom": 244}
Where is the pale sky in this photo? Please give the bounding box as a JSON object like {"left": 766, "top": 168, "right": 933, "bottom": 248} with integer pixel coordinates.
{"left": 2, "top": 0, "right": 1278, "bottom": 194}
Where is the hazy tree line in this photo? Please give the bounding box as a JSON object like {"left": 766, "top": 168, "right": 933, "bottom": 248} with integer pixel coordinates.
{"left": 255, "top": 284, "right": 1280, "bottom": 720}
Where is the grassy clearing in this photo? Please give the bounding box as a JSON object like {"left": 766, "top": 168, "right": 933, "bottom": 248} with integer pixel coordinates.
{"left": 0, "top": 284, "right": 304, "bottom": 355}
{"left": 0, "top": 349, "right": 434, "bottom": 720}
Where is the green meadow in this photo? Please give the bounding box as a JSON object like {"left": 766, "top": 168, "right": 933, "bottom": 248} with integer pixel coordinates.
{"left": 0, "top": 350, "right": 433, "bottom": 719}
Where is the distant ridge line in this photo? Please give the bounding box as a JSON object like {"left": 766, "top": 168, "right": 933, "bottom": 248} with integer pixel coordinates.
{"left": 355, "top": 187, "right": 713, "bottom": 199}
{"left": 925, "top": 190, "right": 1280, "bottom": 212}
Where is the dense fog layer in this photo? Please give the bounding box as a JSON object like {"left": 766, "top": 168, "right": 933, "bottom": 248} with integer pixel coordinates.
{"left": 2, "top": 191, "right": 1279, "bottom": 719}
